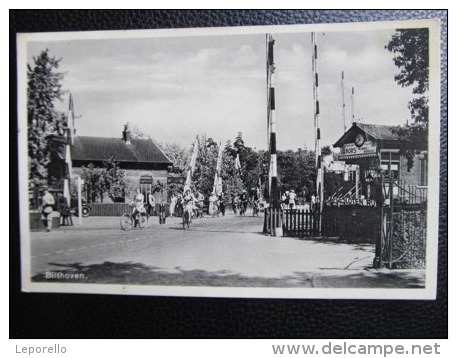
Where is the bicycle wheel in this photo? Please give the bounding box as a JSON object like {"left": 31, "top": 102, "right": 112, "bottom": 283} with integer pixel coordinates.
{"left": 138, "top": 214, "right": 148, "bottom": 229}
{"left": 120, "top": 213, "right": 133, "bottom": 231}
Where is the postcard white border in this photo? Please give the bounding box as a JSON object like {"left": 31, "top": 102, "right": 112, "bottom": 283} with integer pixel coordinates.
{"left": 17, "top": 19, "right": 442, "bottom": 300}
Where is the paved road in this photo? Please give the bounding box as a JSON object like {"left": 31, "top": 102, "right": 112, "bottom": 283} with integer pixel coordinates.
{"left": 29, "top": 211, "right": 425, "bottom": 288}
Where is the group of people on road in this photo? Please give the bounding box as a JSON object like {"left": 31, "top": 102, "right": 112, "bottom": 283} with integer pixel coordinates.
{"left": 231, "top": 188, "right": 260, "bottom": 215}
{"left": 131, "top": 188, "right": 159, "bottom": 219}
{"left": 280, "top": 190, "right": 317, "bottom": 211}
{"left": 38, "top": 183, "right": 262, "bottom": 233}
{"left": 281, "top": 190, "right": 298, "bottom": 210}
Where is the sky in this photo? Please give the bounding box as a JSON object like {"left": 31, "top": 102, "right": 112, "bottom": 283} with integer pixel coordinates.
{"left": 27, "top": 28, "right": 415, "bottom": 151}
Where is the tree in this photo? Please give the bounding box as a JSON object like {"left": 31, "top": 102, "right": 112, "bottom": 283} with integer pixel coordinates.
{"left": 386, "top": 28, "right": 429, "bottom": 169}
{"left": 80, "top": 164, "right": 104, "bottom": 203}
{"left": 27, "top": 49, "right": 66, "bottom": 186}
{"left": 80, "top": 157, "right": 127, "bottom": 203}
{"left": 276, "top": 148, "right": 316, "bottom": 198}
{"left": 321, "top": 145, "right": 333, "bottom": 157}
{"left": 156, "top": 141, "right": 190, "bottom": 175}
{"left": 192, "top": 134, "right": 219, "bottom": 196}
{"left": 127, "top": 122, "right": 190, "bottom": 175}
{"left": 102, "top": 156, "right": 127, "bottom": 201}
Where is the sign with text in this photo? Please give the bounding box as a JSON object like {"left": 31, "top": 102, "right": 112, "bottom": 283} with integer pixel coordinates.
{"left": 340, "top": 141, "right": 377, "bottom": 159}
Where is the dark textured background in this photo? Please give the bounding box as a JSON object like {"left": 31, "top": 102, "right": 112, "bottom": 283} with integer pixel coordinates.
{"left": 9, "top": 10, "right": 447, "bottom": 338}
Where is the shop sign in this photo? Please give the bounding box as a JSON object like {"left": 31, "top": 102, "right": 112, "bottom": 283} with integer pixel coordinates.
{"left": 326, "top": 198, "right": 377, "bottom": 207}
{"left": 340, "top": 141, "right": 377, "bottom": 159}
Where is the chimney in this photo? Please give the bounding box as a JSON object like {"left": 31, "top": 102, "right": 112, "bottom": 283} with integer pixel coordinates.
{"left": 123, "top": 124, "right": 131, "bottom": 144}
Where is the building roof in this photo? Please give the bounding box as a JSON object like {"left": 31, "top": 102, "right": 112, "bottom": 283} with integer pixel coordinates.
{"left": 334, "top": 122, "right": 403, "bottom": 147}
{"left": 355, "top": 123, "right": 402, "bottom": 141}
{"left": 72, "top": 136, "right": 172, "bottom": 164}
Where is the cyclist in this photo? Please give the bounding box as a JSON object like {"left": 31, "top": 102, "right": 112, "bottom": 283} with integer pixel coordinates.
{"left": 182, "top": 187, "right": 194, "bottom": 223}
{"left": 239, "top": 189, "right": 248, "bottom": 215}
{"left": 132, "top": 189, "right": 146, "bottom": 225}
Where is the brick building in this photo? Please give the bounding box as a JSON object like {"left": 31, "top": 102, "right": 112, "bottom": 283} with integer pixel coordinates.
{"left": 71, "top": 125, "right": 172, "bottom": 203}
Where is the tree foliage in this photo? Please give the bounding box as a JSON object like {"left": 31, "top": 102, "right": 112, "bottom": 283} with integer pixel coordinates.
{"left": 190, "top": 132, "right": 317, "bottom": 201}
{"left": 386, "top": 28, "right": 429, "bottom": 170}
{"left": 157, "top": 141, "right": 191, "bottom": 175}
{"left": 27, "top": 49, "right": 66, "bottom": 186}
{"left": 127, "top": 122, "right": 190, "bottom": 175}
{"left": 386, "top": 28, "right": 429, "bottom": 96}
{"left": 80, "top": 157, "right": 127, "bottom": 203}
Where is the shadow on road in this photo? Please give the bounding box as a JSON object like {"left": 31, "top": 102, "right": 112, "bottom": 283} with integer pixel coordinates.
{"left": 311, "top": 269, "right": 425, "bottom": 288}
{"left": 31, "top": 260, "right": 424, "bottom": 288}
{"left": 31, "top": 261, "right": 315, "bottom": 287}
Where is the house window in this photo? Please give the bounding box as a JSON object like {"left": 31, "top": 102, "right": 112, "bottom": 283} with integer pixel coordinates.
{"left": 139, "top": 175, "right": 153, "bottom": 202}
{"left": 381, "top": 160, "right": 399, "bottom": 179}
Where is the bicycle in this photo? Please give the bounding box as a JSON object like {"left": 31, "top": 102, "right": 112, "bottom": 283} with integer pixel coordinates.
{"left": 120, "top": 204, "right": 148, "bottom": 231}
{"left": 182, "top": 208, "right": 192, "bottom": 230}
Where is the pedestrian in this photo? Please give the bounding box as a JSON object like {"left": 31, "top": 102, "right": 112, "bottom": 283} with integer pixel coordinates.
{"left": 231, "top": 194, "right": 238, "bottom": 214}
{"left": 218, "top": 192, "right": 226, "bottom": 217}
{"left": 288, "top": 189, "right": 297, "bottom": 209}
{"left": 281, "top": 191, "right": 289, "bottom": 210}
{"left": 169, "top": 193, "right": 177, "bottom": 217}
{"left": 311, "top": 194, "right": 316, "bottom": 212}
{"left": 57, "top": 193, "right": 73, "bottom": 226}
{"left": 147, "top": 191, "right": 156, "bottom": 217}
{"left": 209, "top": 192, "right": 218, "bottom": 217}
{"left": 40, "top": 186, "right": 55, "bottom": 232}
{"left": 176, "top": 193, "right": 183, "bottom": 217}
{"left": 239, "top": 189, "right": 248, "bottom": 214}
{"left": 196, "top": 191, "right": 205, "bottom": 217}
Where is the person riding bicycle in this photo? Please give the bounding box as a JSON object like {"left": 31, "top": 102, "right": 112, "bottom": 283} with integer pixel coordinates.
{"left": 250, "top": 187, "right": 260, "bottom": 213}
{"left": 239, "top": 189, "right": 248, "bottom": 214}
{"left": 132, "top": 189, "right": 146, "bottom": 224}
{"left": 182, "top": 187, "right": 195, "bottom": 222}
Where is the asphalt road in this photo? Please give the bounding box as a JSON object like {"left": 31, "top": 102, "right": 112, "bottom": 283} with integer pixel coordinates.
{"left": 29, "top": 210, "right": 425, "bottom": 288}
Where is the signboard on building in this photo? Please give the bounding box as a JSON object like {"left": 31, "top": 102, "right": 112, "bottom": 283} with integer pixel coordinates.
{"left": 339, "top": 141, "right": 377, "bottom": 159}
{"left": 167, "top": 176, "right": 185, "bottom": 185}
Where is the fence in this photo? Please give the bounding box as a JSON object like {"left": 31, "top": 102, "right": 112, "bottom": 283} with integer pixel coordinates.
{"left": 89, "top": 203, "right": 171, "bottom": 216}
{"left": 264, "top": 208, "right": 321, "bottom": 237}
{"left": 322, "top": 206, "right": 381, "bottom": 243}
{"left": 89, "top": 203, "right": 131, "bottom": 216}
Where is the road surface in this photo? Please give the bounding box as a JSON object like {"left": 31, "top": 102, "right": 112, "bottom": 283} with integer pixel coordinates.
{"left": 28, "top": 211, "right": 425, "bottom": 288}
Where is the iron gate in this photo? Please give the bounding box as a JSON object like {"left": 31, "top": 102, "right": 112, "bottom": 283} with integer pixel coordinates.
{"left": 379, "top": 177, "right": 427, "bottom": 268}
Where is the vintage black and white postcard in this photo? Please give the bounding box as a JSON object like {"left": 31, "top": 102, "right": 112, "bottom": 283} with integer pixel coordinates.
{"left": 17, "top": 19, "right": 441, "bottom": 299}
